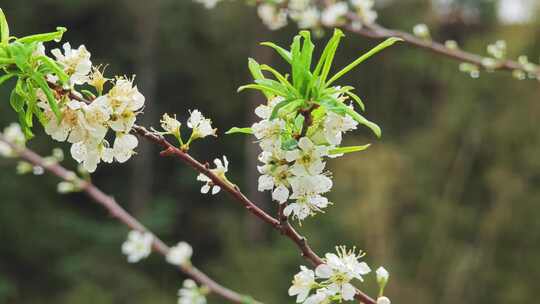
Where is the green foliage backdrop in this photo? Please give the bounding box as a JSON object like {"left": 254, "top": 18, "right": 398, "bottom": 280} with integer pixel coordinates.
{"left": 0, "top": 0, "right": 539, "bottom": 303}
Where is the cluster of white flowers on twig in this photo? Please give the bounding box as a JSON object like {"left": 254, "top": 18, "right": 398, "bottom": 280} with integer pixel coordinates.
{"left": 252, "top": 95, "right": 360, "bottom": 222}
{"left": 194, "top": 0, "right": 377, "bottom": 31}
{"left": 30, "top": 42, "right": 145, "bottom": 173}
{"left": 288, "top": 246, "right": 390, "bottom": 303}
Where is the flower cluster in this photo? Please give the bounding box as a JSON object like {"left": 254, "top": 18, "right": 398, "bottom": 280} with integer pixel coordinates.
{"left": 0, "top": 123, "right": 26, "bottom": 157}
{"left": 232, "top": 30, "right": 398, "bottom": 221}
{"left": 121, "top": 230, "right": 194, "bottom": 266}
{"left": 289, "top": 246, "right": 372, "bottom": 303}
{"left": 159, "top": 110, "right": 216, "bottom": 150}
{"left": 194, "top": 0, "right": 378, "bottom": 31}
{"left": 31, "top": 42, "right": 145, "bottom": 173}
{"left": 178, "top": 279, "right": 208, "bottom": 304}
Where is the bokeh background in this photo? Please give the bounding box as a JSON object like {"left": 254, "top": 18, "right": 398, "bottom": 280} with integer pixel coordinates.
{"left": 1, "top": 0, "right": 539, "bottom": 303}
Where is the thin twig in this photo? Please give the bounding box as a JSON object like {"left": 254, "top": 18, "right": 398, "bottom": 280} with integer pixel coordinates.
{"left": 0, "top": 134, "right": 259, "bottom": 304}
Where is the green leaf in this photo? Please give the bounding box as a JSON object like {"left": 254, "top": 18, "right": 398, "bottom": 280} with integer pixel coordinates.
{"left": 318, "top": 97, "right": 381, "bottom": 137}
{"left": 18, "top": 27, "right": 67, "bottom": 44}
{"left": 0, "top": 73, "right": 15, "bottom": 85}
{"left": 35, "top": 55, "right": 69, "bottom": 84}
{"left": 260, "top": 42, "right": 292, "bottom": 64}
{"left": 81, "top": 89, "right": 96, "bottom": 100}
{"left": 281, "top": 136, "right": 298, "bottom": 151}
{"left": 319, "top": 29, "right": 345, "bottom": 88}
{"left": 269, "top": 98, "right": 304, "bottom": 120}
{"left": 237, "top": 84, "right": 284, "bottom": 97}
{"left": 326, "top": 37, "right": 402, "bottom": 86}
{"left": 17, "top": 108, "right": 34, "bottom": 139}
{"left": 329, "top": 144, "right": 371, "bottom": 155}
{"left": 225, "top": 127, "right": 253, "bottom": 135}
{"left": 294, "top": 113, "right": 305, "bottom": 133}
{"left": 297, "top": 30, "right": 314, "bottom": 95}
{"left": 0, "top": 8, "right": 9, "bottom": 45}
{"left": 291, "top": 34, "right": 303, "bottom": 89}
{"left": 343, "top": 90, "right": 365, "bottom": 111}
{"left": 10, "top": 89, "right": 24, "bottom": 112}
{"left": 260, "top": 64, "right": 296, "bottom": 94}
{"left": 31, "top": 73, "right": 61, "bottom": 121}
{"left": 254, "top": 79, "right": 290, "bottom": 97}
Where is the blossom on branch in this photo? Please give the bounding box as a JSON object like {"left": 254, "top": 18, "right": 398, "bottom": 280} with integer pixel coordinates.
{"left": 121, "top": 230, "right": 153, "bottom": 263}
{"left": 178, "top": 279, "right": 207, "bottom": 304}
{"left": 197, "top": 156, "right": 229, "bottom": 195}
{"left": 166, "top": 242, "right": 193, "bottom": 266}
{"left": 0, "top": 123, "right": 26, "bottom": 157}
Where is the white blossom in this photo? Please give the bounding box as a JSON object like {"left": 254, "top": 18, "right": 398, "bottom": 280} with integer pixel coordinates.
{"left": 166, "top": 242, "right": 193, "bottom": 266}
{"left": 57, "top": 181, "right": 76, "bottom": 194}
{"left": 323, "top": 112, "right": 358, "bottom": 146}
{"left": 0, "top": 123, "right": 26, "bottom": 157}
{"left": 412, "top": 23, "right": 430, "bottom": 39}
{"left": 187, "top": 109, "right": 216, "bottom": 139}
{"left": 107, "top": 77, "right": 145, "bottom": 133}
{"left": 121, "top": 230, "right": 153, "bottom": 263}
{"left": 303, "top": 288, "right": 333, "bottom": 304}
{"left": 161, "top": 113, "right": 182, "bottom": 136}
{"left": 289, "top": 266, "right": 316, "bottom": 303}
{"left": 197, "top": 156, "right": 229, "bottom": 194}
{"left": 286, "top": 137, "right": 329, "bottom": 176}
{"left": 377, "top": 296, "right": 391, "bottom": 304}
{"left": 321, "top": 2, "right": 348, "bottom": 27}
{"left": 350, "top": 0, "right": 377, "bottom": 25}
{"left": 51, "top": 42, "right": 92, "bottom": 85}
{"left": 178, "top": 279, "right": 206, "bottom": 304}
{"left": 194, "top": 0, "right": 222, "bottom": 9}
{"left": 290, "top": 6, "right": 320, "bottom": 29}
{"left": 376, "top": 266, "right": 389, "bottom": 284}
{"left": 258, "top": 4, "right": 288, "bottom": 30}
{"left": 315, "top": 246, "right": 371, "bottom": 301}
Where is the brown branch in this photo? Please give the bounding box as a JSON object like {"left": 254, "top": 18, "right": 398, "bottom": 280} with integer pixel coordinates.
{"left": 132, "top": 125, "right": 377, "bottom": 304}
{"left": 0, "top": 134, "right": 258, "bottom": 304}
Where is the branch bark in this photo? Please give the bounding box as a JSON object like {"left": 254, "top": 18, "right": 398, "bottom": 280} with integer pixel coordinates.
{"left": 0, "top": 134, "right": 259, "bottom": 304}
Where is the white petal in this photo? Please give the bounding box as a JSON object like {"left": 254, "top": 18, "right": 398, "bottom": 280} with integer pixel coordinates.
{"left": 341, "top": 283, "right": 356, "bottom": 301}
{"left": 315, "top": 264, "right": 333, "bottom": 278}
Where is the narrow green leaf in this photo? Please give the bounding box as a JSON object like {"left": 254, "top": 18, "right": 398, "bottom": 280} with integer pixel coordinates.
{"left": 326, "top": 37, "right": 402, "bottom": 86}
{"left": 31, "top": 73, "right": 61, "bottom": 121}
{"left": 18, "top": 27, "right": 67, "bottom": 44}
{"left": 329, "top": 144, "right": 371, "bottom": 155}
{"left": 0, "top": 73, "right": 16, "bottom": 85}
{"left": 319, "top": 29, "right": 345, "bottom": 88}
{"left": 343, "top": 91, "right": 365, "bottom": 111}
{"left": 0, "top": 8, "right": 9, "bottom": 45}
{"left": 318, "top": 97, "right": 381, "bottom": 137}
{"left": 255, "top": 79, "right": 290, "bottom": 97}
{"left": 269, "top": 98, "right": 293, "bottom": 120}
{"left": 238, "top": 84, "right": 282, "bottom": 97}
{"left": 17, "top": 108, "right": 34, "bottom": 139}
{"left": 260, "top": 64, "right": 296, "bottom": 93}
{"left": 225, "top": 127, "right": 253, "bottom": 135}
{"left": 291, "top": 34, "right": 303, "bottom": 89}
{"left": 35, "top": 55, "right": 69, "bottom": 84}
{"left": 260, "top": 42, "right": 292, "bottom": 64}
{"left": 10, "top": 89, "right": 24, "bottom": 112}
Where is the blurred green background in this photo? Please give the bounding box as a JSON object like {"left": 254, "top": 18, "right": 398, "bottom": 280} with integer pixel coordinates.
{"left": 1, "top": 0, "right": 539, "bottom": 303}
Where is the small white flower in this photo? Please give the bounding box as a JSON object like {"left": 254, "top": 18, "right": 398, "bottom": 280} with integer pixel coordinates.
{"left": 315, "top": 246, "right": 371, "bottom": 301}
{"left": 376, "top": 266, "right": 389, "bottom": 284}
{"left": 113, "top": 133, "right": 138, "bottom": 163}
{"left": 166, "top": 241, "right": 193, "bottom": 266}
{"left": 194, "top": 0, "right": 222, "bottom": 9}
{"left": 413, "top": 23, "right": 430, "bottom": 39}
{"left": 377, "top": 296, "right": 391, "bottom": 304}
{"left": 121, "top": 230, "right": 153, "bottom": 263}
{"left": 57, "top": 181, "right": 76, "bottom": 194}
{"left": 323, "top": 111, "right": 358, "bottom": 145}
{"left": 286, "top": 137, "right": 329, "bottom": 176}
{"left": 290, "top": 6, "right": 320, "bottom": 29}
{"left": 0, "top": 123, "right": 26, "bottom": 157}
{"left": 161, "top": 113, "right": 182, "bottom": 136}
{"left": 288, "top": 266, "right": 316, "bottom": 303}
{"left": 32, "top": 166, "right": 45, "bottom": 175}
{"left": 178, "top": 279, "right": 206, "bottom": 304}
{"left": 258, "top": 4, "right": 288, "bottom": 30}
{"left": 107, "top": 77, "right": 145, "bottom": 133}
{"left": 350, "top": 0, "right": 377, "bottom": 25}
{"left": 303, "top": 288, "right": 332, "bottom": 304}
{"left": 51, "top": 42, "right": 92, "bottom": 85}
{"left": 487, "top": 40, "right": 507, "bottom": 59}
{"left": 321, "top": 2, "right": 348, "bottom": 26}
{"left": 197, "top": 156, "right": 229, "bottom": 195}
{"left": 187, "top": 109, "right": 216, "bottom": 139}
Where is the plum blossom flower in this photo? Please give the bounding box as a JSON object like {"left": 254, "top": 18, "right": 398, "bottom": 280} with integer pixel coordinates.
{"left": 289, "top": 266, "right": 316, "bottom": 303}
{"left": 321, "top": 2, "right": 348, "bottom": 26}
{"left": 258, "top": 3, "right": 288, "bottom": 30}
{"left": 351, "top": 0, "right": 378, "bottom": 25}
{"left": 315, "top": 246, "right": 371, "bottom": 301}
{"left": 376, "top": 266, "right": 389, "bottom": 284}
{"left": 187, "top": 109, "right": 216, "bottom": 140}
{"left": 323, "top": 111, "right": 358, "bottom": 146}
{"left": 286, "top": 137, "right": 329, "bottom": 176}
{"left": 377, "top": 296, "right": 391, "bottom": 304}
{"left": 107, "top": 77, "right": 145, "bottom": 133}
{"left": 51, "top": 42, "right": 92, "bottom": 85}
{"left": 0, "top": 123, "right": 26, "bottom": 157}
{"left": 197, "top": 156, "right": 229, "bottom": 194}
{"left": 178, "top": 279, "right": 207, "bottom": 304}
{"left": 121, "top": 230, "right": 153, "bottom": 263}
{"left": 166, "top": 242, "right": 193, "bottom": 266}
{"left": 303, "top": 288, "right": 333, "bottom": 304}
{"left": 161, "top": 113, "right": 182, "bottom": 138}
{"left": 112, "top": 133, "right": 138, "bottom": 163}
